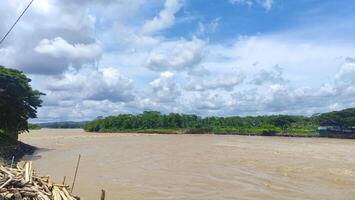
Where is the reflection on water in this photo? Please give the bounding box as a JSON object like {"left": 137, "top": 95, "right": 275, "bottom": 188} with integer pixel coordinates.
{"left": 20, "top": 129, "right": 355, "bottom": 200}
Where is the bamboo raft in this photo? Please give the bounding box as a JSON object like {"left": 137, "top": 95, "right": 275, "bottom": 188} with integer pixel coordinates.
{"left": 0, "top": 162, "right": 79, "bottom": 200}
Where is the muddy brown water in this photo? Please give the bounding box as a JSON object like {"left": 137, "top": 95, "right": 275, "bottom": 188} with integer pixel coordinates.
{"left": 19, "top": 129, "right": 355, "bottom": 200}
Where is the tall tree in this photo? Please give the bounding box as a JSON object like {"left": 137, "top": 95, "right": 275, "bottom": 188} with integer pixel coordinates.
{"left": 318, "top": 108, "right": 355, "bottom": 128}
{"left": 0, "top": 66, "right": 44, "bottom": 140}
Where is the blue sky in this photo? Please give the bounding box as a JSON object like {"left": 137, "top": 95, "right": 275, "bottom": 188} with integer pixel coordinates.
{"left": 1, "top": 0, "right": 355, "bottom": 122}
{"left": 163, "top": 0, "right": 355, "bottom": 41}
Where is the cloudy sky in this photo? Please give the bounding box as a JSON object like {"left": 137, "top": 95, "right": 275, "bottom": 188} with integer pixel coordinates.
{"left": 1, "top": 0, "right": 355, "bottom": 122}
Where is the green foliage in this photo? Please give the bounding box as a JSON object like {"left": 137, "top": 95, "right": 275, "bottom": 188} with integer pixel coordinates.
{"left": 0, "top": 66, "right": 44, "bottom": 139}
{"left": 83, "top": 108, "right": 355, "bottom": 137}
{"left": 39, "top": 121, "right": 87, "bottom": 129}
{"left": 318, "top": 108, "right": 355, "bottom": 128}
{"left": 259, "top": 124, "right": 281, "bottom": 136}
{"left": 269, "top": 115, "right": 296, "bottom": 129}
{"left": 28, "top": 124, "right": 41, "bottom": 130}
{"left": 83, "top": 111, "right": 317, "bottom": 135}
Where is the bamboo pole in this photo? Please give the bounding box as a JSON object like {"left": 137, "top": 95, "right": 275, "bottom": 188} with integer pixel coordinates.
{"left": 10, "top": 156, "right": 14, "bottom": 168}
{"left": 62, "top": 176, "right": 66, "bottom": 185}
{"left": 100, "top": 189, "right": 106, "bottom": 200}
{"left": 71, "top": 154, "right": 81, "bottom": 193}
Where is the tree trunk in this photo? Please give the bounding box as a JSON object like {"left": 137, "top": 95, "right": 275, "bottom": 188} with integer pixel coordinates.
{"left": 3, "top": 130, "right": 18, "bottom": 141}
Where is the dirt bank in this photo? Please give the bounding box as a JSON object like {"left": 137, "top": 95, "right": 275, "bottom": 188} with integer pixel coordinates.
{"left": 0, "top": 137, "right": 37, "bottom": 164}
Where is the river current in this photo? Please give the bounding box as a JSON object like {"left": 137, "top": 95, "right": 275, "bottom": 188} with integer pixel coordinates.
{"left": 20, "top": 129, "right": 355, "bottom": 200}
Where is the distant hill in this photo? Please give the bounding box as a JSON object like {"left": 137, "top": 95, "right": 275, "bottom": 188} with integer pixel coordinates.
{"left": 37, "top": 121, "right": 88, "bottom": 129}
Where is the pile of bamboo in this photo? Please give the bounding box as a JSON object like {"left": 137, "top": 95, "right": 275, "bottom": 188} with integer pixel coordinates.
{"left": 0, "top": 162, "right": 78, "bottom": 200}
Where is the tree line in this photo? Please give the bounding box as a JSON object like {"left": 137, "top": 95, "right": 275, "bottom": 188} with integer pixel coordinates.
{"left": 83, "top": 109, "right": 355, "bottom": 136}
{"left": 83, "top": 111, "right": 319, "bottom": 135}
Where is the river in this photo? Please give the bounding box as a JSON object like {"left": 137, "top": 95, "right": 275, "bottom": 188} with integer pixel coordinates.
{"left": 19, "top": 129, "right": 355, "bottom": 200}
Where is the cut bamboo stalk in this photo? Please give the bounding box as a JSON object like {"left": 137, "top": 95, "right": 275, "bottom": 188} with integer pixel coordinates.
{"left": 24, "top": 162, "right": 30, "bottom": 183}
{"left": 29, "top": 161, "right": 33, "bottom": 184}
{"left": 52, "top": 186, "right": 62, "bottom": 200}
{"left": 62, "top": 188, "right": 75, "bottom": 200}
{"left": 100, "top": 189, "right": 106, "bottom": 200}
{"left": 71, "top": 154, "right": 81, "bottom": 193}
{"left": 0, "top": 178, "right": 12, "bottom": 189}
{"left": 0, "top": 162, "right": 79, "bottom": 199}
{"left": 62, "top": 176, "right": 66, "bottom": 185}
{"left": 10, "top": 156, "right": 15, "bottom": 168}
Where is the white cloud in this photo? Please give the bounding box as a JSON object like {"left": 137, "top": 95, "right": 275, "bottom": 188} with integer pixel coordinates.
{"left": 186, "top": 72, "right": 245, "bottom": 91}
{"left": 149, "top": 71, "right": 180, "bottom": 103}
{"left": 195, "top": 17, "right": 221, "bottom": 36}
{"left": 142, "top": 0, "right": 183, "bottom": 34}
{"left": 252, "top": 65, "right": 286, "bottom": 85}
{"left": 229, "top": 0, "right": 274, "bottom": 10}
{"left": 109, "top": 22, "right": 160, "bottom": 49}
{"left": 146, "top": 38, "right": 205, "bottom": 71}
{"left": 262, "top": 0, "right": 273, "bottom": 10}
{"left": 193, "top": 92, "right": 230, "bottom": 111}
{"left": 0, "top": 0, "right": 100, "bottom": 74}
{"left": 2, "top": 0, "right": 355, "bottom": 122}
{"left": 35, "top": 37, "right": 102, "bottom": 61}
{"left": 229, "top": 0, "right": 253, "bottom": 7}
{"left": 46, "top": 66, "right": 134, "bottom": 102}
{"left": 335, "top": 57, "right": 355, "bottom": 84}
{"left": 207, "top": 35, "right": 354, "bottom": 87}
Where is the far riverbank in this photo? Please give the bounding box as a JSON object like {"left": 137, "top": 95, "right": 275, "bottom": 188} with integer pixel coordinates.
{"left": 86, "top": 128, "right": 355, "bottom": 139}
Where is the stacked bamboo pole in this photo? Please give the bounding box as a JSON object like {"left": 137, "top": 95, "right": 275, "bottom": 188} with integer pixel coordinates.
{"left": 0, "top": 162, "right": 79, "bottom": 200}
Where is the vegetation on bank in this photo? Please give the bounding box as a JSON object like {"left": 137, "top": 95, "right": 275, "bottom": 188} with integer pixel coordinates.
{"left": 38, "top": 121, "right": 88, "bottom": 129}
{"left": 83, "top": 111, "right": 318, "bottom": 136}
{"left": 28, "top": 124, "right": 42, "bottom": 130}
{"left": 83, "top": 109, "right": 355, "bottom": 137}
{"left": 318, "top": 108, "right": 355, "bottom": 128}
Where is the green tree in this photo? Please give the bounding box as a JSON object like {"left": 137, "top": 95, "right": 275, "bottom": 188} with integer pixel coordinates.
{"left": 318, "top": 108, "right": 355, "bottom": 128}
{"left": 269, "top": 115, "right": 296, "bottom": 130}
{"left": 0, "top": 66, "right": 44, "bottom": 140}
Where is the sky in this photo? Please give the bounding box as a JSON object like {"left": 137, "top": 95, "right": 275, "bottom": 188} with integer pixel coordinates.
{"left": 1, "top": 0, "right": 355, "bottom": 122}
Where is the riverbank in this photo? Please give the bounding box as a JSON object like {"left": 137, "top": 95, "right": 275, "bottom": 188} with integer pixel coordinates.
{"left": 86, "top": 128, "right": 355, "bottom": 139}
{"left": 0, "top": 136, "right": 37, "bottom": 164}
